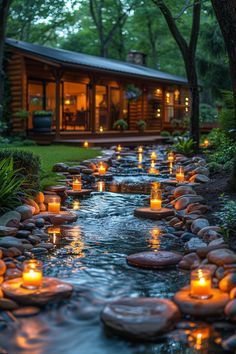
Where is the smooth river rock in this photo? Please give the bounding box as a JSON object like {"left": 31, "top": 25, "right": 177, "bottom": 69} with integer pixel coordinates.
{"left": 101, "top": 297, "right": 180, "bottom": 340}
{"left": 173, "top": 186, "right": 196, "bottom": 199}
{"left": 0, "top": 211, "right": 21, "bottom": 227}
{"left": 178, "top": 253, "right": 201, "bottom": 270}
{"left": 225, "top": 299, "right": 236, "bottom": 322}
{"left": 219, "top": 273, "right": 236, "bottom": 293}
{"left": 0, "top": 226, "right": 18, "bottom": 236}
{"left": 127, "top": 251, "right": 183, "bottom": 269}
{"left": 15, "top": 205, "right": 33, "bottom": 221}
{"left": 174, "top": 195, "right": 204, "bottom": 211}
{"left": 191, "top": 218, "right": 210, "bottom": 234}
{"left": 207, "top": 249, "right": 236, "bottom": 266}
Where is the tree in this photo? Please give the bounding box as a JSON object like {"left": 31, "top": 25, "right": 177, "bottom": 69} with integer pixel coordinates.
{"left": 152, "top": 0, "right": 201, "bottom": 147}
{"left": 0, "top": 0, "right": 11, "bottom": 122}
{"left": 211, "top": 0, "right": 236, "bottom": 127}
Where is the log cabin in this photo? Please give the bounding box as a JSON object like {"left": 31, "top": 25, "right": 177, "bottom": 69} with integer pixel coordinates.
{"left": 5, "top": 38, "right": 190, "bottom": 144}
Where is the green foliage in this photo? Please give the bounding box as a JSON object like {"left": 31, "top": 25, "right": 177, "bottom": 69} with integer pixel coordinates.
{"left": 219, "top": 91, "right": 235, "bottom": 134}
{"left": 207, "top": 161, "right": 222, "bottom": 173}
{"left": 136, "top": 119, "right": 147, "bottom": 131}
{"left": 160, "top": 130, "right": 171, "bottom": 137}
{"left": 0, "top": 149, "right": 41, "bottom": 193}
{"left": 0, "top": 158, "right": 25, "bottom": 213}
{"left": 173, "top": 138, "right": 194, "bottom": 156}
{"left": 200, "top": 103, "right": 218, "bottom": 124}
{"left": 33, "top": 110, "right": 53, "bottom": 116}
{"left": 113, "top": 119, "right": 128, "bottom": 131}
{"left": 172, "top": 130, "right": 181, "bottom": 137}
{"left": 214, "top": 195, "right": 236, "bottom": 240}
{"left": 15, "top": 110, "right": 29, "bottom": 119}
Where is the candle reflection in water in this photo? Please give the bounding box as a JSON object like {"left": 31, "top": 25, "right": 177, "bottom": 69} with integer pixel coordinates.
{"left": 84, "top": 141, "right": 88, "bottom": 148}
{"left": 189, "top": 327, "right": 210, "bottom": 352}
{"left": 117, "top": 144, "right": 122, "bottom": 152}
{"left": 149, "top": 227, "right": 161, "bottom": 251}
{"left": 73, "top": 200, "right": 80, "bottom": 210}
{"left": 150, "top": 151, "right": 157, "bottom": 160}
{"left": 138, "top": 153, "right": 142, "bottom": 164}
{"left": 97, "top": 180, "right": 105, "bottom": 192}
{"left": 98, "top": 162, "right": 106, "bottom": 175}
{"left": 138, "top": 146, "right": 143, "bottom": 153}
{"left": 64, "top": 226, "right": 85, "bottom": 257}
{"left": 169, "top": 162, "right": 173, "bottom": 175}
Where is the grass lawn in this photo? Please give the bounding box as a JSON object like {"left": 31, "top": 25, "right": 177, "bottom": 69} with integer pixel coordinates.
{"left": 7, "top": 144, "right": 101, "bottom": 189}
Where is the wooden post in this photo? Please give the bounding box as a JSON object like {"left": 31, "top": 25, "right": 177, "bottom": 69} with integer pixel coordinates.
{"left": 89, "top": 78, "right": 96, "bottom": 133}
{"left": 55, "top": 74, "right": 61, "bottom": 139}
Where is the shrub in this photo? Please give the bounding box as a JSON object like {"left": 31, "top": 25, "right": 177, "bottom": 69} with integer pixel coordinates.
{"left": 136, "top": 119, "right": 147, "bottom": 132}
{"left": 160, "top": 130, "right": 171, "bottom": 137}
{"left": 33, "top": 110, "right": 53, "bottom": 116}
{"left": 200, "top": 103, "right": 218, "bottom": 124}
{"left": 113, "top": 119, "right": 128, "bottom": 131}
{"left": 172, "top": 130, "right": 182, "bottom": 137}
{"left": 0, "top": 158, "right": 25, "bottom": 213}
{"left": 207, "top": 161, "right": 222, "bottom": 173}
{"left": 173, "top": 138, "right": 194, "bottom": 156}
{"left": 214, "top": 195, "right": 236, "bottom": 241}
{"left": 0, "top": 149, "right": 41, "bottom": 193}
{"left": 219, "top": 91, "right": 235, "bottom": 134}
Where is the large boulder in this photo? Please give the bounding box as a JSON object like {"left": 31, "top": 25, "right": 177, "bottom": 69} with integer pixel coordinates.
{"left": 207, "top": 249, "right": 236, "bottom": 266}
{"left": 0, "top": 211, "right": 21, "bottom": 227}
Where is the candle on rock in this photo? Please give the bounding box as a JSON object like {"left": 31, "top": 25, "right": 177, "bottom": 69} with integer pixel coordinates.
{"left": 168, "top": 151, "right": 174, "bottom": 162}
{"left": 48, "top": 197, "right": 61, "bottom": 213}
{"left": 98, "top": 162, "right": 106, "bottom": 175}
{"left": 150, "top": 151, "right": 157, "bottom": 160}
{"left": 176, "top": 165, "right": 185, "bottom": 183}
{"left": 190, "top": 269, "right": 212, "bottom": 299}
{"left": 84, "top": 141, "right": 88, "bottom": 148}
{"left": 22, "top": 260, "right": 43, "bottom": 289}
{"left": 117, "top": 144, "right": 122, "bottom": 152}
{"left": 150, "top": 186, "right": 162, "bottom": 210}
{"left": 203, "top": 138, "right": 210, "bottom": 148}
{"left": 72, "top": 175, "right": 82, "bottom": 191}
{"left": 99, "top": 126, "right": 104, "bottom": 132}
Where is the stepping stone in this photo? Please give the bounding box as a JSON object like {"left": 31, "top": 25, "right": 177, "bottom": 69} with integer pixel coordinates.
{"left": 173, "top": 288, "right": 229, "bottom": 316}
{"left": 45, "top": 185, "right": 67, "bottom": 193}
{"left": 93, "top": 172, "right": 113, "bottom": 180}
{"left": 134, "top": 207, "right": 174, "bottom": 220}
{"left": 127, "top": 251, "right": 182, "bottom": 269}
{"left": 67, "top": 189, "right": 92, "bottom": 197}
{"left": 101, "top": 297, "right": 180, "bottom": 340}
{"left": 2, "top": 277, "right": 73, "bottom": 306}
{"left": 35, "top": 211, "right": 78, "bottom": 225}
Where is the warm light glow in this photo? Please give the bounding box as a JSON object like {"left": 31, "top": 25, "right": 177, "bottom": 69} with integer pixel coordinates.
{"left": 138, "top": 164, "right": 142, "bottom": 169}
{"left": 65, "top": 99, "right": 71, "bottom": 105}
{"left": 150, "top": 187, "right": 162, "bottom": 210}
{"left": 73, "top": 200, "right": 80, "bottom": 210}
{"left": 190, "top": 327, "right": 210, "bottom": 351}
{"left": 150, "top": 152, "right": 157, "bottom": 160}
{"left": 174, "top": 89, "right": 180, "bottom": 101}
{"left": 138, "top": 153, "right": 143, "bottom": 164}
{"left": 99, "top": 126, "right": 104, "bottom": 132}
{"left": 148, "top": 167, "right": 159, "bottom": 174}
{"left": 97, "top": 180, "right": 105, "bottom": 192}
{"left": 47, "top": 227, "right": 61, "bottom": 235}
{"left": 168, "top": 151, "right": 174, "bottom": 162}
{"left": 117, "top": 154, "right": 121, "bottom": 160}
{"left": 150, "top": 227, "right": 161, "bottom": 238}
{"left": 72, "top": 176, "right": 82, "bottom": 191}
{"left": 117, "top": 145, "right": 122, "bottom": 152}
{"left": 138, "top": 146, "right": 143, "bottom": 153}
{"left": 151, "top": 160, "right": 155, "bottom": 168}
{"left": 22, "top": 260, "right": 43, "bottom": 289}
{"left": 185, "top": 97, "right": 189, "bottom": 112}
{"left": 48, "top": 198, "right": 61, "bottom": 213}
{"left": 152, "top": 181, "right": 160, "bottom": 189}
{"left": 156, "top": 108, "right": 161, "bottom": 118}
{"left": 84, "top": 141, "right": 88, "bottom": 148}
{"left": 169, "top": 162, "right": 173, "bottom": 175}
{"left": 156, "top": 88, "right": 162, "bottom": 96}
{"left": 190, "top": 269, "right": 212, "bottom": 299}
{"left": 166, "top": 92, "right": 170, "bottom": 104}
{"left": 176, "top": 165, "right": 185, "bottom": 183}
{"left": 203, "top": 138, "right": 210, "bottom": 148}
{"left": 98, "top": 161, "right": 106, "bottom": 175}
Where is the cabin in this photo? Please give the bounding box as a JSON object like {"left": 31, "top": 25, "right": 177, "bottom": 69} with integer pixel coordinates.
{"left": 5, "top": 38, "right": 190, "bottom": 144}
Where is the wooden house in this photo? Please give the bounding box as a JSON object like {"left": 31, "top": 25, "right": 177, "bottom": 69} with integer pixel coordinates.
{"left": 5, "top": 38, "right": 190, "bottom": 144}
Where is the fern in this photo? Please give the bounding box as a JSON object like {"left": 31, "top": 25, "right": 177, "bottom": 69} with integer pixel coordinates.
{"left": 173, "top": 138, "right": 194, "bottom": 155}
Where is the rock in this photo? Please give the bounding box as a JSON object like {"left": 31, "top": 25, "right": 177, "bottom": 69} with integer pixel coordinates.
{"left": 0, "top": 260, "right": 6, "bottom": 275}
{"left": 222, "top": 334, "right": 236, "bottom": 351}
{"left": 197, "top": 264, "right": 217, "bottom": 276}
{"left": 215, "top": 267, "right": 225, "bottom": 280}
{"left": 15, "top": 230, "right": 31, "bottom": 238}
{"left": 230, "top": 288, "right": 236, "bottom": 300}
{"left": 45, "top": 185, "right": 67, "bottom": 193}
{"left": 134, "top": 208, "right": 175, "bottom": 220}
{"left": 101, "top": 298, "right": 180, "bottom": 340}
{"left": 22, "top": 223, "right": 35, "bottom": 231}
{"left": 37, "top": 242, "right": 54, "bottom": 250}
{"left": 4, "top": 268, "right": 22, "bottom": 279}
{"left": 208, "top": 238, "right": 225, "bottom": 247}
{"left": 8, "top": 247, "right": 22, "bottom": 257}
{"left": 0, "top": 211, "right": 21, "bottom": 228}
{"left": 52, "top": 163, "right": 68, "bottom": 172}
{"left": 225, "top": 299, "right": 236, "bottom": 321}
{"left": 24, "top": 199, "right": 40, "bottom": 215}
{"left": 189, "top": 174, "right": 210, "bottom": 183}
{"left": 13, "top": 306, "right": 41, "bottom": 317}
{"left": 15, "top": 205, "right": 33, "bottom": 221}
{"left": 191, "top": 218, "right": 209, "bottom": 234}
{"left": 219, "top": 273, "right": 236, "bottom": 292}
{"left": 81, "top": 168, "right": 94, "bottom": 175}
{"left": 190, "top": 166, "right": 209, "bottom": 176}
{"left": 207, "top": 249, "right": 236, "bottom": 266}
{"left": 198, "top": 226, "right": 222, "bottom": 238}
{"left": 35, "top": 218, "right": 45, "bottom": 228}
{"left": 0, "top": 298, "right": 18, "bottom": 310}
{"left": 28, "top": 235, "right": 41, "bottom": 244}
{"left": 178, "top": 253, "right": 201, "bottom": 270}
{"left": 31, "top": 247, "right": 48, "bottom": 254}
{"left": 173, "top": 186, "right": 196, "bottom": 199}
{"left": 0, "top": 226, "right": 18, "bottom": 236}
{"left": 68, "top": 166, "right": 81, "bottom": 174}
{"left": 196, "top": 244, "right": 228, "bottom": 259}
{"left": 174, "top": 196, "right": 204, "bottom": 211}
{"left": 186, "top": 203, "right": 211, "bottom": 214}
{"left": 185, "top": 238, "right": 207, "bottom": 251}
{"left": 181, "top": 232, "right": 197, "bottom": 242}
{"left": 0, "top": 237, "right": 30, "bottom": 251}
{"left": 127, "top": 251, "right": 183, "bottom": 269}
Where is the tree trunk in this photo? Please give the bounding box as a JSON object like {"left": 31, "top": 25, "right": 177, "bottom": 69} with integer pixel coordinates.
{"left": 211, "top": 0, "right": 236, "bottom": 127}
{"left": 0, "top": 0, "right": 11, "bottom": 122}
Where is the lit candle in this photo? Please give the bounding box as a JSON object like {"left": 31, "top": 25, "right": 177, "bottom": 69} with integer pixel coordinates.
{"left": 97, "top": 180, "right": 105, "bottom": 192}
{"left": 73, "top": 200, "right": 80, "bottom": 210}
{"left": 203, "top": 138, "right": 209, "bottom": 148}
{"left": 117, "top": 154, "right": 121, "bottom": 160}
{"left": 117, "top": 145, "right": 122, "bottom": 152}
{"left": 150, "top": 152, "right": 157, "bottom": 160}
{"left": 72, "top": 175, "right": 82, "bottom": 191}
{"left": 22, "top": 260, "right": 43, "bottom": 289}
{"left": 84, "top": 141, "right": 88, "bottom": 148}
{"left": 47, "top": 227, "right": 61, "bottom": 235}
{"left": 190, "top": 269, "right": 212, "bottom": 299}
{"left": 98, "top": 162, "right": 106, "bottom": 175}
{"left": 48, "top": 198, "right": 61, "bottom": 213}
{"left": 99, "top": 126, "right": 104, "bottom": 132}
{"left": 138, "top": 146, "right": 143, "bottom": 153}
{"left": 150, "top": 187, "right": 162, "bottom": 210}
{"left": 168, "top": 151, "right": 174, "bottom": 162}
{"left": 176, "top": 165, "right": 185, "bottom": 182}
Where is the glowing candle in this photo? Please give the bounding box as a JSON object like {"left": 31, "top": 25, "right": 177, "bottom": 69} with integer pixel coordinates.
{"left": 138, "top": 146, "right": 143, "bottom": 153}
{"left": 117, "top": 145, "right": 122, "bottom": 152}
{"left": 99, "top": 126, "right": 104, "bottom": 132}
{"left": 47, "top": 227, "right": 61, "bottom": 235}
{"left": 168, "top": 151, "right": 174, "bottom": 162}
{"left": 190, "top": 269, "right": 212, "bottom": 299}
{"left": 176, "top": 165, "right": 185, "bottom": 182}
{"left": 84, "top": 141, "right": 88, "bottom": 148}
{"left": 98, "top": 162, "right": 106, "bottom": 175}
{"left": 150, "top": 152, "right": 157, "bottom": 160}
{"left": 48, "top": 198, "right": 61, "bottom": 213}
{"left": 97, "top": 180, "right": 105, "bottom": 192}
{"left": 73, "top": 200, "right": 80, "bottom": 210}
{"left": 150, "top": 187, "right": 162, "bottom": 210}
{"left": 22, "top": 260, "right": 43, "bottom": 289}
{"left": 203, "top": 138, "right": 209, "bottom": 148}
{"left": 72, "top": 175, "right": 82, "bottom": 191}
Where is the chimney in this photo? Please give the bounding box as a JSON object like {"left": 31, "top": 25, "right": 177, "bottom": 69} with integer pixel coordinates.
{"left": 126, "top": 50, "right": 147, "bottom": 66}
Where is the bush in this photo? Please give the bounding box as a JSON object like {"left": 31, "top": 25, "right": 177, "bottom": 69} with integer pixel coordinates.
{"left": 214, "top": 195, "right": 236, "bottom": 241}
{"left": 173, "top": 138, "right": 194, "bottom": 156}
{"left": 113, "top": 119, "right": 128, "bottom": 131}
{"left": 207, "top": 161, "right": 222, "bottom": 173}
{"left": 200, "top": 103, "right": 218, "bottom": 124}
{"left": 160, "top": 130, "right": 171, "bottom": 137}
{"left": 0, "top": 158, "right": 25, "bottom": 213}
{"left": 219, "top": 91, "right": 235, "bottom": 134}
{"left": 172, "top": 130, "right": 182, "bottom": 137}
{"left": 136, "top": 119, "right": 147, "bottom": 132}
{"left": 0, "top": 149, "right": 41, "bottom": 193}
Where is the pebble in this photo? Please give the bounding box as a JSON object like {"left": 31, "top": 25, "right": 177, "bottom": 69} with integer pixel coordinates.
{"left": 15, "top": 205, "right": 33, "bottom": 221}
{"left": 0, "top": 298, "right": 18, "bottom": 310}
{"left": 178, "top": 253, "right": 201, "bottom": 270}
{"left": 31, "top": 247, "right": 48, "bottom": 254}
{"left": 185, "top": 237, "right": 207, "bottom": 251}
{"left": 191, "top": 218, "right": 210, "bottom": 234}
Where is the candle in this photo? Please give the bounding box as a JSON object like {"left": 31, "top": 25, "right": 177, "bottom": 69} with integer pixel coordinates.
{"left": 73, "top": 200, "right": 80, "bottom": 210}
{"left": 190, "top": 269, "right": 212, "bottom": 299}
{"left": 97, "top": 181, "right": 105, "bottom": 192}
{"left": 99, "top": 126, "right": 104, "bottom": 132}
{"left": 150, "top": 187, "right": 162, "bottom": 210}
{"left": 138, "top": 146, "right": 143, "bottom": 153}
{"left": 72, "top": 175, "right": 82, "bottom": 191}
{"left": 84, "top": 141, "right": 88, "bottom": 148}
{"left": 203, "top": 138, "right": 209, "bottom": 148}
{"left": 117, "top": 145, "right": 122, "bottom": 152}
{"left": 22, "top": 260, "right": 43, "bottom": 289}
{"left": 48, "top": 198, "right": 61, "bottom": 213}
{"left": 176, "top": 165, "right": 185, "bottom": 182}
{"left": 117, "top": 154, "right": 121, "bottom": 160}
{"left": 150, "top": 152, "right": 157, "bottom": 160}
{"left": 48, "top": 227, "right": 61, "bottom": 235}
{"left": 98, "top": 162, "right": 106, "bottom": 175}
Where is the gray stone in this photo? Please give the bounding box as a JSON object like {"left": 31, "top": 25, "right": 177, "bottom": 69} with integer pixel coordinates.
{"left": 181, "top": 232, "right": 197, "bottom": 242}
{"left": 0, "top": 211, "right": 21, "bottom": 227}
{"left": 127, "top": 251, "right": 183, "bottom": 269}
{"left": 15, "top": 205, "right": 33, "bottom": 221}
{"left": 0, "top": 226, "right": 18, "bottom": 236}
{"left": 207, "top": 249, "right": 236, "bottom": 266}
{"left": 35, "top": 218, "right": 45, "bottom": 228}
{"left": 178, "top": 252, "right": 201, "bottom": 270}
{"left": 31, "top": 247, "right": 48, "bottom": 254}
{"left": 0, "top": 237, "right": 30, "bottom": 251}
{"left": 15, "top": 230, "right": 31, "bottom": 239}
{"left": 222, "top": 334, "right": 236, "bottom": 351}
{"left": 191, "top": 218, "right": 209, "bottom": 234}
{"left": 52, "top": 163, "right": 68, "bottom": 172}
{"left": 189, "top": 174, "right": 210, "bottom": 183}
{"left": 185, "top": 237, "right": 207, "bottom": 251}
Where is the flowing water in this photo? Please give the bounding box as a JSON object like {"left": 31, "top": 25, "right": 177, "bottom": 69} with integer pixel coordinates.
{"left": 0, "top": 149, "right": 229, "bottom": 354}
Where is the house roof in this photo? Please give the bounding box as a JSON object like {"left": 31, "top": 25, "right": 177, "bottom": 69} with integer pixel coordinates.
{"left": 6, "top": 38, "right": 188, "bottom": 85}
